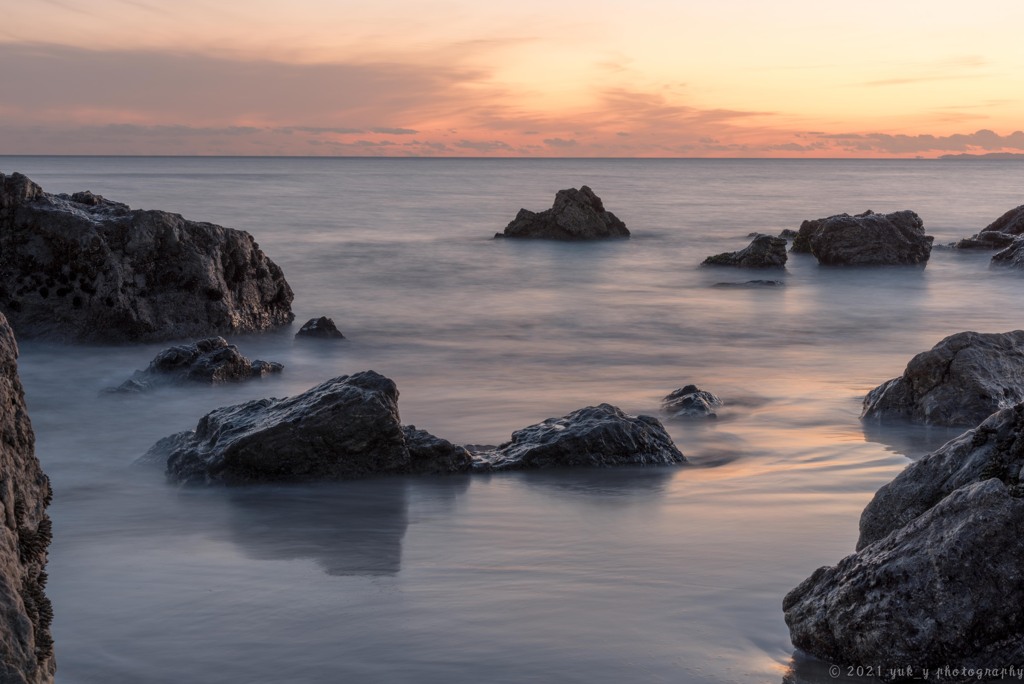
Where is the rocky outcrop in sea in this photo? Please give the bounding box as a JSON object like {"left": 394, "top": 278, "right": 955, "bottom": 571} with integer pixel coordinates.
{"left": 0, "top": 313, "right": 55, "bottom": 683}
{"left": 861, "top": 330, "right": 1024, "bottom": 427}
{"left": 956, "top": 203, "right": 1024, "bottom": 249}
{"left": 791, "top": 209, "right": 932, "bottom": 265}
{"left": 702, "top": 235, "right": 787, "bottom": 267}
{"left": 495, "top": 186, "right": 629, "bottom": 240}
{"left": 295, "top": 317, "right": 345, "bottom": 340}
{"left": 661, "top": 385, "right": 723, "bottom": 418}
{"left": 0, "top": 172, "right": 294, "bottom": 343}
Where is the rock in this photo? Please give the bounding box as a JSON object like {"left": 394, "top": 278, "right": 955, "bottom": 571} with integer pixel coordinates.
{"left": 495, "top": 186, "right": 629, "bottom": 240}
{"left": 0, "top": 313, "right": 56, "bottom": 683}
{"left": 0, "top": 172, "right": 294, "bottom": 343}
{"left": 106, "top": 337, "right": 283, "bottom": 393}
{"left": 703, "top": 235, "right": 787, "bottom": 267}
{"left": 710, "top": 280, "right": 784, "bottom": 288}
{"left": 991, "top": 236, "right": 1024, "bottom": 267}
{"left": 473, "top": 404, "right": 685, "bottom": 471}
{"left": 861, "top": 330, "right": 1024, "bottom": 427}
{"left": 148, "top": 371, "right": 472, "bottom": 484}
{"left": 295, "top": 317, "right": 344, "bottom": 340}
{"left": 957, "top": 204, "right": 1024, "bottom": 249}
{"left": 794, "top": 209, "right": 932, "bottom": 265}
{"left": 778, "top": 228, "right": 799, "bottom": 239}
{"left": 661, "top": 385, "right": 723, "bottom": 418}
{"left": 955, "top": 231, "right": 1016, "bottom": 249}
{"left": 790, "top": 211, "right": 874, "bottom": 253}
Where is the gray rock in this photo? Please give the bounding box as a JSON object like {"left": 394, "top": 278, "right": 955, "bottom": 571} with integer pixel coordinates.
{"left": 710, "top": 280, "right": 784, "bottom": 288}
{"left": 955, "top": 231, "right": 1017, "bottom": 249}
{"left": 790, "top": 211, "right": 874, "bottom": 253}
{"left": 703, "top": 235, "right": 787, "bottom": 267}
{"left": 495, "top": 186, "right": 629, "bottom": 240}
{"left": 861, "top": 330, "right": 1024, "bottom": 427}
{"left": 991, "top": 236, "right": 1024, "bottom": 267}
{"left": 0, "top": 172, "right": 294, "bottom": 343}
{"left": 473, "top": 404, "right": 685, "bottom": 471}
{"left": 0, "top": 313, "right": 55, "bottom": 683}
{"left": 778, "top": 228, "right": 799, "bottom": 239}
{"left": 295, "top": 317, "right": 344, "bottom": 340}
{"left": 956, "top": 204, "right": 1024, "bottom": 249}
{"left": 107, "top": 337, "right": 283, "bottom": 393}
{"left": 661, "top": 385, "right": 723, "bottom": 418}
{"left": 801, "top": 210, "right": 932, "bottom": 265}
{"left": 148, "top": 371, "right": 472, "bottom": 484}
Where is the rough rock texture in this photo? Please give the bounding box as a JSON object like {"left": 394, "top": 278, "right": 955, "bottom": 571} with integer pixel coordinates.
{"left": 702, "top": 235, "right": 787, "bottom": 267}
{"left": 955, "top": 231, "right": 1016, "bottom": 249}
{"left": 148, "top": 371, "right": 472, "bottom": 484}
{"left": 991, "top": 236, "right": 1024, "bottom": 268}
{"left": 0, "top": 172, "right": 294, "bottom": 343}
{"left": 957, "top": 204, "right": 1024, "bottom": 249}
{"left": 295, "top": 317, "right": 344, "bottom": 340}
{"left": 473, "top": 404, "right": 685, "bottom": 471}
{"left": 0, "top": 313, "right": 55, "bottom": 683}
{"left": 861, "top": 330, "right": 1024, "bottom": 427}
{"left": 107, "top": 337, "right": 282, "bottom": 393}
{"left": 496, "top": 186, "right": 629, "bottom": 240}
{"left": 661, "top": 385, "right": 723, "bottom": 419}
{"left": 798, "top": 210, "right": 932, "bottom": 265}
{"left": 778, "top": 228, "right": 799, "bottom": 239}
{"left": 790, "top": 211, "right": 874, "bottom": 254}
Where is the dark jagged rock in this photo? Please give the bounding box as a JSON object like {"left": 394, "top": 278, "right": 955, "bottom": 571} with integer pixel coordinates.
{"left": 148, "top": 371, "right": 472, "bottom": 484}
{"left": 703, "top": 235, "right": 787, "bottom": 268}
{"left": 473, "top": 404, "right": 685, "bottom": 471}
{"left": 710, "top": 280, "right": 784, "bottom": 288}
{"left": 661, "top": 385, "right": 723, "bottom": 418}
{"left": 957, "top": 204, "right": 1024, "bottom": 249}
{"left": 295, "top": 317, "right": 344, "bottom": 340}
{"left": 793, "top": 209, "right": 932, "bottom": 265}
{"left": 106, "top": 337, "right": 283, "bottom": 393}
{"left": 495, "top": 186, "right": 629, "bottom": 240}
{"left": 0, "top": 313, "right": 55, "bottom": 683}
{"left": 0, "top": 172, "right": 294, "bottom": 343}
{"left": 862, "top": 330, "right": 1024, "bottom": 427}
{"left": 955, "top": 231, "right": 1016, "bottom": 249}
{"left": 778, "top": 228, "right": 799, "bottom": 239}
{"left": 991, "top": 236, "right": 1024, "bottom": 268}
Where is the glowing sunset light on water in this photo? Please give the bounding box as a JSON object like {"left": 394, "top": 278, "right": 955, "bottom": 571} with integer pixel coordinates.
{"left": 3, "top": 0, "right": 1023, "bottom": 157}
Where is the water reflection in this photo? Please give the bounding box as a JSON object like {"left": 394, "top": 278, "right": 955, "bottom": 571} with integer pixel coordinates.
{"left": 782, "top": 652, "right": 883, "bottom": 683}
{"left": 861, "top": 420, "right": 966, "bottom": 461}
{"left": 498, "top": 466, "right": 681, "bottom": 506}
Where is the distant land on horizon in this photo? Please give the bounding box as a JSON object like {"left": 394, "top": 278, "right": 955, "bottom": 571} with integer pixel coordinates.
{"left": 939, "top": 152, "right": 1024, "bottom": 160}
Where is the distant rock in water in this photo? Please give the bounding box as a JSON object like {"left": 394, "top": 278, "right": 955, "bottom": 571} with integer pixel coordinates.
{"left": 703, "top": 235, "right": 787, "bottom": 267}
{"left": 778, "top": 228, "right": 799, "bottom": 239}
{"left": 473, "top": 404, "right": 685, "bottom": 471}
{"left": 711, "top": 280, "right": 784, "bottom": 288}
{"left": 955, "top": 231, "right": 1017, "bottom": 249}
{"left": 862, "top": 330, "right": 1024, "bottom": 427}
{"left": 0, "top": 172, "right": 294, "bottom": 343}
{"left": 0, "top": 313, "right": 56, "bottom": 682}
{"left": 149, "top": 371, "right": 473, "bottom": 484}
{"left": 495, "top": 186, "right": 629, "bottom": 240}
{"left": 295, "top": 316, "right": 345, "bottom": 340}
{"left": 107, "top": 337, "right": 282, "bottom": 393}
{"left": 792, "top": 209, "right": 931, "bottom": 265}
{"left": 957, "top": 203, "right": 1024, "bottom": 249}
{"left": 991, "top": 236, "right": 1024, "bottom": 268}
{"left": 661, "top": 385, "right": 723, "bottom": 419}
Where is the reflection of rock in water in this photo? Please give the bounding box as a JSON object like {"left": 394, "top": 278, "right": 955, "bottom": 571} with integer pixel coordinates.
{"left": 223, "top": 480, "right": 410, "bottom": 577}
{"left": 508, "top": 466, "right": 679, "bottom": 505}
{"left": 861, "top": 420, "right": 965, "bottom": 461}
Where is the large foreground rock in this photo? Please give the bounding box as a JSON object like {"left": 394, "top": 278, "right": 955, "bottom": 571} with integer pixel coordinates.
{"left": 790, "top": 210, "right": 873, "bottom": 253}
{"left": 791, "top": 209, "right": 932, "bottom": 265}
{"left": 862, "top": 330, "right": 1024, "bottom": 427}
{"left": 107, "top": 337, "right": 282, "bottom": 393}
{"left": 149, "top": 371, "right": 472, "bottom": 484}
{"left": 702, "top": 235, "right": 787, "bottom": 267}
{"left": 0, "top": 172, "right": 294, "bottom": 343}
{"left": 473, "top": 404, "right": 685, "bottom": 470}
{"left": 0, "top": 314, "right": 55, "bottom": 683}
{"left": 496, "top": 186, "right": 629, "bottom": 240}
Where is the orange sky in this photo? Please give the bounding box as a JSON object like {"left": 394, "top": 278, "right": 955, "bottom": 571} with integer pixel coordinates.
{"left": 2, "top": 0, "right": 1023, "bottom": 157}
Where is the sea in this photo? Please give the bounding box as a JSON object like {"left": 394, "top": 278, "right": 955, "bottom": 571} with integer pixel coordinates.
{"left": 2, "top": 156, "right": 1023, "bottom": 684}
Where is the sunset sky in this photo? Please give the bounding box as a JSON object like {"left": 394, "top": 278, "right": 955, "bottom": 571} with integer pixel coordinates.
{"left": 3, "top": 0, "right": 1024, "bottom": 157}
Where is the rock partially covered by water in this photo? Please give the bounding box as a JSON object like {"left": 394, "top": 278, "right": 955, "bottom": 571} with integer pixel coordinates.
{"left": 956, "top": 231, "right": 1017, "bottom": 249}
{"left": 496, "top": 186, "right": 629, "bottom": 240}
{"left": 790, "top": 211, "right": 874, "bottom": 253}
{"left": 862, "top": 330, "right": 1024, "bottom": 427}
{"left": 957, "top": 203, "right": 1024, "bottom": 249}
{"left": 703, "top": 235, "right": 787, "bottom": 267}
{"left": 711, "top": 280, "right": 784, "bottom": 288}
{"left": 797, "top": 209, "right": 932, "bottom": 265}
{"left": 149, "top": 371, "right": 472, "bottom": 484}
{"left": 0, "top": 313, "right": 55, "bottom": 683}
{"left": 295, "top": 316, "right": 345, "bottom": 340}
{"left": 661, "top": 385, "right": 723, "bottom": 418}
{"left": 0, "top": 172, "right": 294, "bottom": 343}
{"left": 991, "top": 236, "right": 1024, "bottom": 268}
{"left": 107, "top": 337, "right": 283, "bottom": 393}
{"left": 473, "top": 404, "right": 685, "bottom": 471}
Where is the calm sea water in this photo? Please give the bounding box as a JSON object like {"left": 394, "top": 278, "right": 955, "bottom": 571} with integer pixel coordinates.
{"left": 3, "top": 156, "right": 1024, "bottom": 684}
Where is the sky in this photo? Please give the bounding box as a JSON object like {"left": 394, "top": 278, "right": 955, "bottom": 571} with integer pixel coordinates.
{"left": 2, "top": 0, "right": 1024, "bottom": 157}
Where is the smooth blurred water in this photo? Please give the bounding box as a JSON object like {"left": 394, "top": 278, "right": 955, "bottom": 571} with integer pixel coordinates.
{"left": 3, "top": 156, "right": 1024, "bottom": 683}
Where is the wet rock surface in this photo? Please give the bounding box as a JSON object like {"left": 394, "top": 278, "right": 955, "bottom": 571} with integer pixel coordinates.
{"left": 107, "top": 337, "right": 283, "bottom": 393}
{"left": 862, "top": 330, "right": 1024, "bottom": 427}
{"left": 495, "top": 186, "right": 629, "bottom": 240}
{"left": 703, "top": 235, "right": 787, "bottom": 267}
{"left": 957, "top": 203, "right": 1024, "bottom": 249}
{"left": 790, "top": 211, "right": 875, "bottom": 254}
{"left": 991, "top": 236, "right": 1024, "bottom": 268}
{"left": 0, "top": 313, "right": 55, "bottom": 683}
{"left": 801, "top": 210, "right": 932, "bottom": 265}
{"left": 661, "top": 385, "right": 723, "bottom": 418}
{"left": 295, "top": 317, "right": 345, "bottom": 340}
{"left": 0, "top": 172, "right": 294, "bottom": 343}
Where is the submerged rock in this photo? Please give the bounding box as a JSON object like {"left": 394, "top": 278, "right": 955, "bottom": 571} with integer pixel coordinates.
{"left": 0, "top": 172, "right": 294, "bottom": 343}
{"left": 0, "top": 313, "right": 55, "bottom": 683}
{"left": 495, "top": 186, "right": 629, "bottom": 240}
{"left": 778, "top": 228, "right": 799, "bottom": 239}
{"left": 861, "top": 330, "right": 1024, "bottom": 427}
{"left": 710, "top": 280, "right": 784, "bottom": 288}
{"left": 295, "top": 316, "right": 345, "bottom": 340}
{"left": 957, "top": 203, "right": 1024, "bottom": 249}
{"left": 703, "top": 235, "right": 787, "bottom": 267}
{"left": 473, "top": 404, "right": 685, "bottom": 471}
{"left": 661, "top": 385, "right": 723, "bottom": 418}
{"left": 991, "top": 236, "right": 1024, "bottom": 268}
{"left": 107, "top": 337, "right": 283, "bottom": 393}
{"left": 796, "top": 209, "right": 932, "bottom": 265}
{"left": 149, "top": 371, "right": 472, "bottom": 484}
